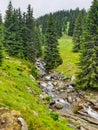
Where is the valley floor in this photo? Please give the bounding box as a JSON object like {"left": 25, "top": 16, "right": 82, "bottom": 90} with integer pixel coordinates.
{"left": 57, "top": 35, "right": 79, "bottom": 76}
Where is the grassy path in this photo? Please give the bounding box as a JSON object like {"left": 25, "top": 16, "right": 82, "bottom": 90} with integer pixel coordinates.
{"left": 57, "top": 35, "right": 79, "bottom": 76}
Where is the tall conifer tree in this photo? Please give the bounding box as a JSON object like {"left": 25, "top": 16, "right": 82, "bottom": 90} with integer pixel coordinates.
{"left": 0, "top": 14, "right": 3, "bottom": 65}
{"left": 34, "top": 23, "right": 42, "bottom": 58}
{"left": 73, "top": 9, "right": 86, "bottom": 52}
{"left": 26, "top": 4, "right": 36, "bottom": 62}
{"left": 4, "top": 1, "right": 13, "bottom": 51}
{"left": 4, "top": 1, "right": 23, "bottom": 57}
{"left": 44, "top": 14, "right": 62, "bottom": 72}
{"left": 0, "top": 43, "right": 3, "bottom": 65}
{"left": 68, "top": 8, "right": 80, "bottom": 36}
{"left": 76, "top": 0, "right": 98, "bottom": 89}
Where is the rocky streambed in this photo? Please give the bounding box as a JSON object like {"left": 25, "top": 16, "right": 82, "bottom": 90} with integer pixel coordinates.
{"left": 36, "top": 59, "right": 98, "bottom": 130}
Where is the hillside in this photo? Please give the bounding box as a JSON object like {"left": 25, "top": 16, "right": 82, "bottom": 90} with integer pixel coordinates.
{"left": 0, "top": 55, "right": 72, "bottom": 130}
{"left": 57, "top": 35, "right": 79, "bottom": 76}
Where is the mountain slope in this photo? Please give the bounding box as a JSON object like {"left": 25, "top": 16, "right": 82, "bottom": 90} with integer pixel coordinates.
{"left": 0, "top": 56, "right": 72, "bottom": 130}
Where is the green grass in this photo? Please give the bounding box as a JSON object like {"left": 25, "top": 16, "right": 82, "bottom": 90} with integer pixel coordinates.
{"left": 0, "top": 56, "right": 72, "bottom": 130}
{"left": 57, "top": 35, "right": 79, "bottom": 76}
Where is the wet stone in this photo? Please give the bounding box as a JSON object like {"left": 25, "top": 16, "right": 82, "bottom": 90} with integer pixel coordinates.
{"left": 55, "top": 102, "right": 63, "bottom": 109}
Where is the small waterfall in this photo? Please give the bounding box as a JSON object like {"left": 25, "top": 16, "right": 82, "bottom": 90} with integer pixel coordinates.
{"left": 84, "top": 106, "right": 98, "bottom": 120}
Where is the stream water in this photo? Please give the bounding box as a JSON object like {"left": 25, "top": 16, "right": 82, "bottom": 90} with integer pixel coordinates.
{"left": 84, "top": 106, "right": 98, "bottom": 120}
{"left": 36, "top": 59, "right": 98, "bottom": 130}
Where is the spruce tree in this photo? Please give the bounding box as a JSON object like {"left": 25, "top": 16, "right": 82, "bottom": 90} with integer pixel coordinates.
{"left": 4, "top": 1, "right": 13, "bottom": 50}
{"left": 73, "top": 9, "right": 86, "bottom": 52}
{"left": 4, "top": 2, "right": 23, "bottom": 57}
{"left": 76, "top": 0, "right": 98, "bottom": 89}
{"left": 26, "top": 4, "right": 36, "bottom": 63}
{"left": 0, "top": 43, "right": 3, "bottom": 65}
{"left": 34, "top": 23, "right": 42, "bottom": 58}
{"left": 0, "top": 14, "right": 3, "bottom": 65}
{"left": 68, "top": 8, "right": 80, "bottom": 36}
{"left": 11, "top": 9, "right": 23, "bottom": 56}
{"left": 0, "top": 13, "right": 4, "bottom": 44}
{"left": 44, "top": 14, "right": 62, "bottom": 72}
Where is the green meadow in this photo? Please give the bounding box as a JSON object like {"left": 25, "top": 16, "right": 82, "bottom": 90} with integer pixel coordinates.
{"left": 57, "top": 35, "right": 79, "bottom": 76}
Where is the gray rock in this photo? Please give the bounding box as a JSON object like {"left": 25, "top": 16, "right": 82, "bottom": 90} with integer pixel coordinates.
{"left": 47, "top": 81, "right": 54, "bottom": 88}
{"left": 59, "top": 98, "right": 69, "bottom": 105}
{"left": 67, "top": 86, "right": 74, "bottom": 93}
{"left": 58, "top": 81, "right": 65, "bottom": 89}
{"left": 67, "top": 88, "right": 72, "bottom": 93}
{"left": 52, "top": 89, "right": 55, "bottom": 92}
{"left": 68, "top": 124, "right": 77, "bottom": 129}
{"left": 44, "top": 75, "right": 51, "bottom": 80}
{"left": 67, "top": 96, "right": 73, "bottom": 103}
{"left": 60, "top": 89, "right": 64, "bottom": 92}
{"left": 80, "top": 127, "right": 86, "bottom": 130}
{"left": 53, "top": 81, "right": 58, "bottom": 86}
{"left": 40, "top": 82, "right": 47, "bottom": 88}
{"left": 55, "top": 102, "right": 63, "bottom": 109}
{"left": 18, "top": 117, "right": 28, "bottom": 130}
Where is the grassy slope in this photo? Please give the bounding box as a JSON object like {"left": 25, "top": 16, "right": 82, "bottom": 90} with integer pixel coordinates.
{"left": 57, "top": 35, "right": 79, "bottom": 76}
{"left": 0, "top": 56, "right": 72, "bottom": 130}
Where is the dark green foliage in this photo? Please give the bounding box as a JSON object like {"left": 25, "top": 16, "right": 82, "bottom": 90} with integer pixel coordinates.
{"left": 0, "top": 13, "right": 2, "bottom": 24}
{"left": 3, "top": 1, "right": 42, "bottom": 63}
{"left": 0, "top": 15, "right": 4, "bottom": 44}
{"left": 4, "top": 2, "right": 23, "bottom": 57}
{"left": 44, "top": 14, "right": 62, "bottom": 72}
{"left": 25, "top": 4, "right": 36, "bottom": 62}
{"left": 50, "top": 112, "right": 59, "bottom": 121}
{"left": 76, "top": 0, "right": 98, "bottom": 89}
{"left": 37, "top": 14, "right": 48, "bottom": 34}
{"left": 0, "top": 14, "right": 4, "bottom": 65}
{"left": 23, "top": 4, "right": 42, "bottom": 62}
{"left": 38, "top": 9, "right": 84, "bottom": 38}
{"left": 38, "top": 11, "right": 70, "bottom": 37}
{"left": 34, "top": 24, "right": 42, "bottom": 58}
{"left": 20, "top": 12, "right": 29, "bottom": 58}
{"left": 73, "top": 9, "right": 86, "bottom": 52}
{"left": 0, "top": 43, "right": 3, "bottom": 65}
{"left": 68, "top": 8, "right": 80, "bottom": 36}
{"left": 45, "top": 96, "right": 51, "bottom": 101}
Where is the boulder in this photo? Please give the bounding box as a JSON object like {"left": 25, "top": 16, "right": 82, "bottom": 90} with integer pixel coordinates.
{"left": 67, "top": 96, "right": 73, "bottom": 103}
{"left": 18, "top": 117, "right": 28, "bottom": 130}
{"left": 0, "top": 108, "right": 21, "bottom": 130}
{"left": 55, "top": 102, "right": 63, "bottom": 109}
